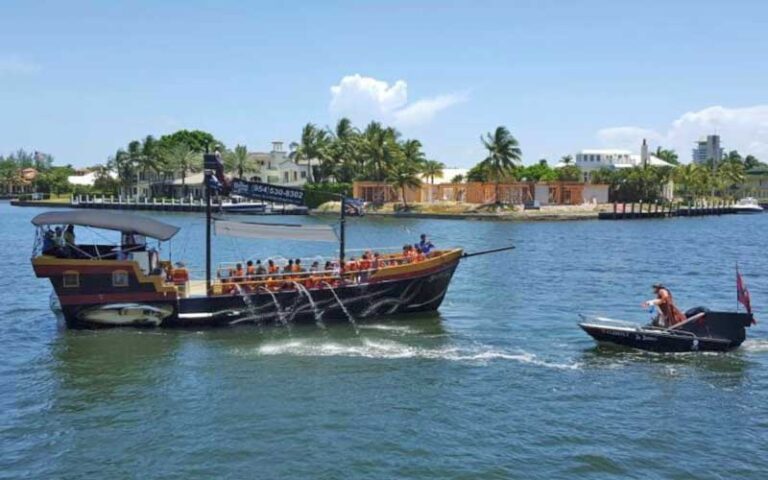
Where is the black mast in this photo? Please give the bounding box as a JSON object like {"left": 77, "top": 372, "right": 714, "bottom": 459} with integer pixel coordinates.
{"left": 205, "top": 176, "right": 212, "bottom": 295}
{"left": 338, "top": 195, "right": 346, "bottom": 269}
{"left": 203, "top": 152, "right": 218, "bottom": 296}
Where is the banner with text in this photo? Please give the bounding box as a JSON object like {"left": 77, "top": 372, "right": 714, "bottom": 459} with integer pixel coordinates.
{"left": 230, "top": 179, "right": 306, "bottom": 205}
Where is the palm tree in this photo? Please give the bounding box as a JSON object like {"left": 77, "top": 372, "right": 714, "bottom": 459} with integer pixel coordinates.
{"left": 717, "top": 160, "right": 745, "bottom": 197}
{"left": 224, "top": 144, "right": 255, "bottom": 179}
{"left": 292, "top": 123, "right": 329, "bottom": 182}
{"left": 361, "top": 122, "right": 399, "bottom": 181}
{"left": 387, "top": 159, "right": 422, "bottom": 208}
{"left": 561, "top": 155, "right": 573, "bottom": 165}
{"left": 655, "top": 147, "right": 679, "bottom": 165}
{"left": 421, "top": 160, "right": 445, "bottom": 184}
{"left": 162, "top": 143, "right": 200, "bottom": 197}
{"left": 108, "top": 149, "right": 133, "bottom": 196}
{"left": 325, "top": 118, "right": 359, "bottom": 183}
{"left": 480, "top": 126, "right": 522, "bottom": 204}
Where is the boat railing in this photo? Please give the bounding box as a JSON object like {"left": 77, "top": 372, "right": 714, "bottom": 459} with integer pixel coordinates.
{"left": 213, "top": 246, "right": 412, "bottom": 270}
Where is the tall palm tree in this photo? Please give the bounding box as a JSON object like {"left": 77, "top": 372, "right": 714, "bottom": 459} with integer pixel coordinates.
{"left": 421, "top": 160, "right": 445, "bottom": 184}
{"left": 108, "top": 149, "right": 133, "bottom": 195}
{"left": 162, "top": 143, "right": 200, "bottom": 197}
{"left": 224, "top": 144, "right": 255, "bottom": 179}
{"left": 325, "top": 118, "right": 359, "bottom": 183}
{"left": 561, "top": 155, "right": 573, "bottom": 165}
{"left": 480, "top": 126, "right": 522, "bottom": 204}
{"left": 292, "top": 123, "right": 329, "bottom": 182}
{"left": 387, "top": 159, "right": 422, "bottom": 208}
{"left": 362, "top": 122, "right": 400, "bottom": 181}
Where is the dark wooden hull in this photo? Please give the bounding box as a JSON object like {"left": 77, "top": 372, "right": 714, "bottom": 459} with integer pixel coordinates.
{"left": 60, "top": 259, "right": 459, "bottom": 329}
{"left": 579, "top": 311, "right": 753, "bottom": 353}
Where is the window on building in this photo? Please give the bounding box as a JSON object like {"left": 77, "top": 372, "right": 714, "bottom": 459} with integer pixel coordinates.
{"left": 284, "top": 172, "right": 289, "bottom": 182}
{"left": 63, "top": 271, "right": 79, "bottom": 288}
{"left": 112, "top": 270, "right": 129, "bottom": 287}
{"left": 293, "top": 171, "right": 298, "bottom": 181}
{"left": 300, "top": 171, "right": 306, "bottom": 179}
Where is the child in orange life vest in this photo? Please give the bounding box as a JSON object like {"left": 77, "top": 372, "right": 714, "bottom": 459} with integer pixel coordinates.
{"left": 414, "top": 247, "right": 425, "bottom": 262}
{"left": 305, "top": 261, "right": 320, "bottom": 289}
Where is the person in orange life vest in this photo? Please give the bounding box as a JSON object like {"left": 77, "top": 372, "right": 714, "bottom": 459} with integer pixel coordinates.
{"left": 233, "top": 263, "right": 245, "bottom": 283}
{"left": 292, "top": 258, "right": 304, "bottom": 274}
{"left": 359, "top": 254, "right": 372, "bottom": 271}
{"left": 414, "top": 247, "right": 425, "bottom": 262}
{"left": 642, "top": 283, "right": 686, "bottom": 327}
{"left": 345, "top": 256, "right": 358, "bottom": 272}
{"left": 372, "top": 252, "right": 382, "bottom": 269}
{"left": 267, "top": 259, "right": 279, "bottom": 276}
{"left": 246, "top": 260, "right": 256, "bottom": 279}
{"left": 305, "top": 261, "right": 320, "bottom": 288}
{"left": 405, "top": 245, "right": 417, "bottom": 263}
{"left": 171, "top": 261, "right": 189, "bottom": 285}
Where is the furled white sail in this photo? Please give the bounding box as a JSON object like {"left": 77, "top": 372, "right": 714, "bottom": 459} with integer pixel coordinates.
{"left": 214, "top": 220, "right": 337, "bottom": 242}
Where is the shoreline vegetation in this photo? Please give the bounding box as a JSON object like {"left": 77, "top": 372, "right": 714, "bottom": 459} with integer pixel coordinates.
{"left": 314, "top": 200, "right": 605, "bottom": 221}
{"left": 3, "top": 119, "right": 766, "bottom": 217}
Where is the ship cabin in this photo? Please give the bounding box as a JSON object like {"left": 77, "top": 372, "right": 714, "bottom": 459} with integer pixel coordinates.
{"left": 31, "top": 211, "right": 182, "bottom": 308}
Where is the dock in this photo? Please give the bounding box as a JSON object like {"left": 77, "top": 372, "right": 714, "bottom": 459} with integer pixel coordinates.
{"left": 10, "top": 194, "right": 308, "bottom": 215}
{"left": 598, "top": 201, "right": 738, "bottom": 220}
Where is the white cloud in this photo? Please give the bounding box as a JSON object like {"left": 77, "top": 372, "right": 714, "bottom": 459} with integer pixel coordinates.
{"left": 393, "top": 93, "right": 466, "bottom": 127}
{"left": 0, "top": 55, "right": 41, "bottom": 76}
{"left": 329, "top": 74, "right": 465, "bottom": 127}
{"left": 596, "top": 105, "right": 768, "bottom": 160}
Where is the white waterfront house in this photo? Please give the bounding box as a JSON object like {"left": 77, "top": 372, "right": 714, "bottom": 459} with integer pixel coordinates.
{"left": 248, "top": 141, "right": 319, "bottom": 187}
{"left": 143, "top": 141, "right": 319, "bottom": 199}
{"left": 572, "top": 140, "right": 673, "bottom": 182}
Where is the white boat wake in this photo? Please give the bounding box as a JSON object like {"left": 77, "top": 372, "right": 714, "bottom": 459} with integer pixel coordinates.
{"left": 234, "top": 338, "right": 580, "bottom": 370}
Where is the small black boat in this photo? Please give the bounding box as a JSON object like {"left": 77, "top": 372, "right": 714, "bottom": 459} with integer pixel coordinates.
{"left": 579, "top": 308, "right": 754, "bottom": 352}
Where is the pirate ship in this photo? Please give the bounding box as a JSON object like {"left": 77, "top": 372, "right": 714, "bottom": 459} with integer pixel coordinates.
{"left": 31, "top": 154, "right": 510, "bottom": 329}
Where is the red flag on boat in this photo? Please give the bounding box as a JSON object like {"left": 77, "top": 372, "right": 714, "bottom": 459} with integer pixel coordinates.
{"left": 736, "top": 267, "right": 755, "bottom": 324}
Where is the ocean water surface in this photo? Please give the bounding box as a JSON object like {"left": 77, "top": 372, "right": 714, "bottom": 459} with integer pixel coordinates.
{"left": 1, "top": 201, "right": 766, "bottom": 479}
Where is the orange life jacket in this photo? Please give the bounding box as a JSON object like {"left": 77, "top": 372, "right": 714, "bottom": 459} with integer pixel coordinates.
{"left": 172, "top": 268, "right": 189, "bottom": 284}
{"left": 246, "top": 266, "right": 256, "bottom": 276}
{"left": 359, "top": 259, "right": 371, "bottom": 270}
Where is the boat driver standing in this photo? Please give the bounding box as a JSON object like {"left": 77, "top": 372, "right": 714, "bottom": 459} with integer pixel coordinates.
{"left": 642, "top": 283, "right": 686, "bottom": 327}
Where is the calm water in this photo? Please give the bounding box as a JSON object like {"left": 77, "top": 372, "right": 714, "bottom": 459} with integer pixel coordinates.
{"left": 1, "top": 201, "right": 767, "bottom": 479}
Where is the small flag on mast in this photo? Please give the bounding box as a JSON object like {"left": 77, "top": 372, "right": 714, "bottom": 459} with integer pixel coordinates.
{"left": 736, "top": 266, "right": 755, "bottom": 324}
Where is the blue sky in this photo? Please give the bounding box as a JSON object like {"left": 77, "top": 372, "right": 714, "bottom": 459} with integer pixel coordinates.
{"left": 2, "top": 0, "right": 767, "bottom": 167}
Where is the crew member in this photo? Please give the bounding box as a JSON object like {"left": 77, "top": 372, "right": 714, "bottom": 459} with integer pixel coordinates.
{"left": 418, "top": 234, "right": 435, "bottom": 256}
{"left": 643, "top": 283, "right": 686, "bottom": 327}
